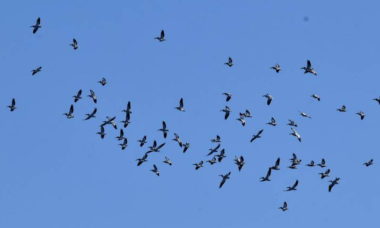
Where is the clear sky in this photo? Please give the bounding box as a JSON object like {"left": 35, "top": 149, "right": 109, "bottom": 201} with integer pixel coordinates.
{"left": 0, "top": 0, "right": 379, "bottom": 227}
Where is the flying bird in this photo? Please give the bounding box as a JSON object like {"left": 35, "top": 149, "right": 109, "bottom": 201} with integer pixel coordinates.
{"left": 151, "top": 164, "right": 160, "bottom": 176}
{"left": 271, "top": 158, "right": 281, "bottom": 170}
{"left": 102, "top": 116, "right": 117, "bottom": 129}
{"left": 193, "top": 161, "right": 204, "bottom": 170}
{"left": 363, "top": 159, "right": 374, "bottom": 167}
{"left": 236, "top": 117, "right": 246, "bottom": 126}
{"left": 122, "top": 101, "right": 132, "bottom": 115}
{"left": 73, "top": 89, "right": 82, "bottom": 102}
{"left": 120, "top": 112, "right": 131, "bottom": 128}
{"left": 260, "top": 168, "right": 272, "bottom": 182}
{"left": 155, "top": 30, "right": 165, "bottom": 42}
{"left": 182, "top": 142, "right": 190, "bottom": 153}
{"left": 373, "top": 97, "right": 380, "bottom": 104}
{"left": 223, "top": 92, "right": 232, "bottom": 102}
{"left": 306, "top": 160, "right": 315, "bottom": 167}
{"left": 207, "top": 144, "right": 221, "bottom": 156}
{"left": 319, "top": 169, "right": 331, "bottom": 179}
{"left": 84, "top": 108, "right": 97, "bottom": 120}
{"left": 63, "top": 104, "right": 74, "bottom": 119}
{"left": 116, "top": 129, "right": 125, "bottom": 141}
{"left": 207, "top": 157, "right": 217, "bottom": 165}
{"left": 328, "top": 178, "right": 340, "bottom": 192}
{"left": 119, "top": 138, "right": 128, "bottom": 150}
{"left": 98, "top": 77, "right": 107, "bottom": 86}
{"left": 221, "top": 106, "right": 231, "bottom": 120}
{"left": 147, "top": 140, "right": 165, "bottom": 153}
{"left": 138, "top": 136, "right": 147, "bottom": 147}
{"left": 263, "top": 94, "right": 273, "bottom": 105}
{"left": 287, "top": 119, "right": 298, "bottom": 127}
{"left": 250, "top": 129, "right": 264, "bottom": 142}
{"left": 234, "top": 156, "right": 245, "bottom": 171}
{"left": 285, "top": 180, "right": 299, "bottom": 191}
{"left": 266, "top": 117, "right": 277, "bottom": 126}
{"left": 216, "top": 149, "right": 226, "bottom": 162}
{"left": 88, "top": 90, "right": 97, "bottom": 103}
{"left": 219, "top": 172, "right": 231, "bottom": 188}
{"left": 70, "top": 38, "right": 78, "bottom": 50}
{"left": 31, "top": 17, "right": 41, "bottom": 34}
{"left": 96, "top": 126, "right": 106, "bottom": 139}
{"left": 175, "top": 98, "right": 185, "bottom": 112}
{"left": 317, "top": 158, "right": 327, "bottom": 168}
{"left": 271, "top": 64, "right": 281, "bottom": 73}
{"left": 211, "top": 135, "right": 221, "bottom": 143}
{"left": 136, "top": 153, "right": 148, "bottom": 166}
{"left": 173, "top": 133, "right": 183, "bottom": 147}
{"left": 337, "top": 105, "right": 347, "bottom": 112}
{"left": 279, "top": 202, "right": 288, "bottom": 211}
{"left": 7, "top": 98, "right": 16, "bottom": 112}
{"left": 356, "top": 111, "right": 365, "bottom": 120}
{"left": 224, "top": 57, "right": 233, "bottom": 67}
{"left": 301, "top": 60, "right": 317, "bottom": 75}
{"left": 163, "top": 156, "right": 173, "bottom": 166}
{"left": 290, "top": 128, "right": 301, "bottom": 142}
{"left": 32, "top": 66, "right": 42, "bottom": 76}
{"left": 300, "top": 112, "right": 312, "bottom": 118}
{"left": 159, "top": 121, "right": 169, "bottom": 138}
{"left": 311, "top": 94, "right": 321, "bottom": 101}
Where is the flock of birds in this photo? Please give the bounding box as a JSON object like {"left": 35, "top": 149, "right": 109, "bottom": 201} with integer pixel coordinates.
{"left": 8, "top": 17, "right": 377, "bottom": 212}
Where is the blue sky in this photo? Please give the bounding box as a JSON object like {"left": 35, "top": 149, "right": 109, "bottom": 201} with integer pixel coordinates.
{"left": 0, "top": 0, "right": 379, "bottom": 227}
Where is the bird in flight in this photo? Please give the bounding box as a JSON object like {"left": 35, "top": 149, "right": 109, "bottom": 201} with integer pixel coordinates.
{"left": 116, "top": 129, "right": 125, "bottom": 141}
{"left": 120, "top": 112, "right": 131, "bottom": 128}
{"left": 290, "top": 128, "right": 301, "bottom": 142}
{"left": 84, "top": 108, "right": 97, "bottom": 120}
{"left": 271, "top": 64, "right": 281, "bottom": 73}
{"left": 147, "top": 140, "right": 165, "bottom": 153}
{"left": 97, "top": 126, "right": 106, "bottom": 139}
{"left": 122, "top": 101, "right": 132, "bottom": 115}
{"left": 221, "top": 106, "right": 231, "bottom": 120}
{"left": 151, "top": 164, "right": 160, "bottom": 176}
{"left": 279, "top": 202, "right": 288, "bottom": 211}
{"left": 102, "top": 116, "right": 117, "bottom": 129}
{"left": 287, "top": 119, "right": 298, "bottom": 127}
{"left": 98, "top": 77, "right": 107, "bottom": 86}
{"left": 73, "top": 89, "right": 82, "bottom": 102}
{"left": 337, "top": 105, "right": 347, "bottom": 112}
{"left": 155, "top": 30, "right": 165, "bottom": 42}
{"left": 136, "top": 153, "right": 148, "bottom": 166}
{"left": 159, "top": 121, "right": 169, "bottom": 138}
{"left": 311, "top": 94, "right": 321, "bottom": 101}
{"left": 319, "top": 169, "right": 331, "bottom": 179}
{"left": 207, "top": 144, "right": 221, "bottom": 156}
{"left": 211, "top": 135, "right": 221, "bottom": 143}
{"left": 263, "top": 94, "right": 273, "bottom": 105}
{"left": 356, "top": 111, "right": 365, "bottom": 120}
{"left": 363, "top": 159, "right": 374, "bottom": 167}
{"left": 285, "top": 180, "right": 299, "bottom": 191}
{"left": 318, "top": 158, "right": 327, "bottom": 168}
{"left": 138, "top": 136, "right": 147, "bottom": 147}
{"left": 224, "top": 57, "right": 233, "bottom": 67}
{"left": 223, "top": 92, "right": 232, "bottom": 102}
{"left": 306, "top": 160, "right": 315, "bottom": 167}
{"left": 373, "top": 97, "right": 380, "bottom": 105}
{"left": 31, "top": 17, "right": 41, "bottom": 34}
{"left": 182, "top": 142, "right": 190, "bottom": 153}
{"left": 193, "top": 161, "right": 204, "bottom": 170}
{"left": 250, "top": 129, "right": 264, "bottom": 142}
{"left": 328, "top": 178, "right": 340, "bottom": 192}
{"left": 260, "top": 168, "right": 272, "bottom": 182}
{"left": 266, "top": 117, "right": 277, "bottom": 126}
{"left": 63, "top": 104, "right": 74, "bottom": 119}
{"left": 175, "top": 98, "right": 185, "bottom": 112}
{"left": 207, "top": 157, "right": 217, "bottom": 165}
{"left": 163, "top": 156, "right": 173, "bottom": 166}
{"left": 271, "top": 158, "right": 281, "bottom": 170}
{"left": 70, "top": 38, "right": 78, "bottom": 50}
{"left": 234, "top": 156, "right": 245, "bottom": 171}
{"left": 172, "top": 133, "right": 183, "bottom": 147}
{"left": 88, "top": 90, "right": 97, "bottom": 103}
{"left": 300, "top": 112, "right": 312, "bottom": 118}
{"left": 32, "top": 66, "right": 42, "bottom": 76}
{"left": 119, "top": 138, "right": 128, "bottom": 150}
{"left": 216, "top": 149, "right": 226, "bottom": 162}
{"left": 8, "top": 98, "right": 16, "bottom": 112}
{"left": 301, "top": 60, "right": 317, "bottom": 75}
{"left": 219, "top": 172, "right": 231, "bottom": 188}
{"left": 236, "top": 117, "right": 246, "bottom": 126}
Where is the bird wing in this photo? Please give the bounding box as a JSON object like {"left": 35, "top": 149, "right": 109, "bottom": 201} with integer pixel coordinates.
{"left": 36, "top": 17, "right": 41, "bottom": 25}
{"left": 12, "top": 98, "right": 16, "bottom": 106}
{"left": 307, "top": 60, "right": 311, "bottom": 68}
{"left": 162, "top": 121, "right": 166, "bottom": 129}
{"left": 69, "top": 104, "right": 74, "bottom": 113}
{"left": 180, "top": 98, "right": 184, "bottom": 107}
{"left": 275, "top": 158, "right": 280, "bottom": 166}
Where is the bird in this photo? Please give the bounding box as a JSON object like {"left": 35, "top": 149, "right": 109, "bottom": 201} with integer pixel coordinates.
{"left": 207, "top": 144, "right": 221, "bottom": 156}
{"left": 84, "top": 108, "right": 97, "bottom": 120}
{"left": 263, "top": 94, "right": 273, "bottom": 105}
{"left": 266, "top": 117, "right": 277, "bottom": 126}
{"left": 120, "top": 112, "right": 131, "bottom": 128}
{"left": 96, "top": 126, "right": 106, "bottom": 139}
{"left": 300, "top": 112, "right": 312, "bottom": 118}
{"left": 32, "top": 66, "right": 42, "bottom": 76}
{"left": 328, "top": 178, "right": 340, "bottom": 192}
{"left": 7, "top": 98, "right": 16, "bottom": 112}
{"left": 373, "top": 97, "right": 380, "bottom": 104}
{"left": 163, "top": 156, "right": 173, "bottom": 166}
{"left": 122, "top": 101, "right": 132, "bottom": 115}
{"left": 172, "top": 133, "right": 183, "bottom": 147}
{"left": 116, "top": 129, "right": 125, "bottom": 141}
{"left": 241, "top": 109, "right": 252, "bottom": 118}
{"left": 31, "top": 17, "right": 41, "bottom": 34}
{"left": 63, "top": 104, "right": 74, "bottom": 119}
{"left": 234, "top": 156, "right": 245, "bottom": 171}
{"left": 102, "top": 116, "right": 117, "bottom": 129}
{"left": 223, "top": 93, "right": 232, "bottom": 102}
{"left": 311, "top": 94, "right": 321, "bottom": 101}
{"left": 219, "top": 172, "right": 231, "bottom": 188}
{"left": 138, "top": 136, "right": 147, "bottom": 147}
{"left": 290, "top": 153, "right": 302, "bottom": 165}
{"left": 319, "top": 169, "right": 331, "bottom": 179}
{"left": 147, "top": 140, "right": 165, "bottom": 153}
{"left": 306, "top": 160, "right": 315, "bottom": 167}
{"left": 98, "top": 77, "right": 107, "bottom": 86}
{"left": 151, "top": 164, "right": 160, "bottom": 176}
{"left": 119, "top": 138, "right": 128, "bottom": 150}
{"left": 363, "top": 159, "right": 374, "bottom": 167}
{"left": 193, "top": 161, "right": 204, "bottom": 170}
{"left": 236, "top": 117, "right": 246, "bottom": 126}
{"left": 70, "top": 38, "right": 78, "bottom": 50}
{"left": 250, "top": 129, "right": 264, "bottom": 142}
{"left": 136, "top": 153, "right": 148, "bottom": 166}
{"left": 288, "top": 162, "right": 298, "bottom": 169}
{"left": 159, "top": 121, "right": 169, "bottom": 138}
{"left": 221, "top": 106, "right": 231, "bottom": 120}
{"left": 175, "top": 98, "right": 185, "bottom": 112}
{"left": 155, "top": 30, "right": 165, "bottom": 42}
{"left": 211, "top": 135, "right": 221, "bottom": 143}
{"left": 216, "top": 149, "right": 226, "bottom": 162}
{"left": 271, "top": 158, "right": 281, "bottom": 170}
{"left": 279, "top": 202, "right": 288, "bottom": 211}
{"left": 301, "top": 60, "right": 317, "bottom": 75}
{"left": 73, "top": 89, "right": 82, "bottom": 102}
{"left": 287, "top": 119, "right": 298, "bottom": 127}
{"left": 260, "top": 168, "right": 272, "bottom": 182}
{"left": 271, "top": 64, "right": 281, "bottom": 73}
{"left": 337, "top": 105, "right": 347, "bottom": 112}
{"left": 290, "top": 128, "right": 301, "bottom": 142}
{"left": 317, "top": 158, "right": 327, "bottom": 168}
{"left": 88, "top": 90, "right": 97, "bottom": 103}
{"left": 207, "top": 157, "right": 217, "bottom": 165}
{"left": 285, "top": 180, "right": 299, "bottom": 191}
{"left": 356, "top": 111, "right": 365, "bottom": 120}
{"left": 224, "top": 57, "right": 233, "bottom": 67}
{"left": 182, "top": 142, "right": 190, "bottom": 153}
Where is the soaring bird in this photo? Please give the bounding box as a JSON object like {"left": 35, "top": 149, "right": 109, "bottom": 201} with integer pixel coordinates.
{"left": 306, "top": 160, "right": 315, "bottom": 167}
{"left": 63, "top": 104, "right": 74, "bottom": 119}
{"left": 266, "top": 117, "right": 277, "bottom": 126}
{"left": 207, "top": 157, "right": 217, "bottom": 165}
{"left": 88, "top": 90, "right": 97, "bottom": 103}
{"left": 356, "top": 111, "right": 365, "bottom": 120}
{"left": 32, "top": 66, "right": 42, "bottom": 75}
{"left": 260, "top": 168, "right": 272, "bottom": 182}
{"left": 8, "top": 98, "right": 16, "bottom": 112}
{"left": 84, "top": 108, "right": 97, "bottom": 120}
{"left": 175, "top": 98, "right": 185, "bottom": 112}
{"left": 172, "top": 133, "right": 183, "bottom": 147}
{"left": 236, "top": 117, "right": 246, "bottom": 126}
{"left": 98, "top": 77, "right": 107, "bottom": 86}
{"left": 290, "top": 128, "right": 301, "bottom": 142}
{"left": 216, "top": 149, "right": 226, "bottom": 162}
{"left": 120, "top": 112, "right": 131, "bottom": 128}
{"left": 70, "top": 38, "right": 78, "bottom": 50}
{"left": 240, "top": 109, "right": 252, "bottom": 118}
{"left": 319, "top": 169, "right": 331, "bottom": 179}
{"left": 287, "top": 119, "right": 298, "bottom": 127}
{"left": 224, "top": 57, "right": 233, "bottom": 67}
{"left": 317, "top": 158, "right": 327, "bottom": 168}
{"left": 363, "top": 159, "right": 374, "bottom": 167}
{"left": 119, "top": 138, "right": 128, "bottom": 150}
{"left": 263, "top": 94, "right": 273, "bottom": 105}
{"left": 138, "top": 136, "right": 147, "bottom": 147}
{"left": 285, "top": 180, "right": 299, "bottom": 191}
{"left": 234, "top": 156, "right": 245, "bottom": 171}
{"left": 96, "top": 126, "right": 106, "bottom": 139}
{"left": 223, "top": 92, "right": 232, "bottom": 102}
{"left": 136, "top": 153, "right": 148, "bottom": 166}
{"left": 159, "top": 121, "right": 169, "bottom": 138}
{"left": 147, "top": 140, "right": 165, "bottom": 153}
{"left": 122, "top": 101, "right": 132, "bottom": 115}
{"left": 279, "top": 202, "right": 288, "bottom": 211}
{"left": 301, "top": 60, "right": 317, "bottom": 75}
{"left": 219, "top": 172, "right": 231, "bottom": 188}
{"left": 182, "top": 142, "right": 190, "bottom": 153}
{"left": 73, "top": 89, "right": 82, "bottom": 102}
{"left": 116, "top": 129, "right": 125, "bottom": 141}
{"left": 151, "top": 164, "right": 160, "bottom": 176}
{"left": 193, "top": 161, "right": 204, "bottom": 170}
{"left": 271, "top": 64, "right": 281, "bottom": 73}
{"left": 211, "top": 135, "right": 221, "bottom": 143}
{"left": 31, "top": 17, "right": 41, "bottom": 34}
{"left": 207, "top": 144, "right": 221, "bottom": 156}
{"left": 102, "top": 116, "right": 117, "bottom": 129}
{"left": 155, "top": 30, "right": 165, "bottom": 42}
{"left": 271, "top": 158, "right": 281, "bottom": 170}
{"left": 163, "top": 156, "right": 173, "bottom": 166}
{"left": 250, "top": 129, "right": 264, "bottom": 142}
{"left": 290, "top": 153, "right": 302, "bottom": 165}
{"left": 311, "top": 94, "right": 321, "bottom": 101}
{"left": 337, "top": 105, "right": 346, "bottom": 112}
{"left": 300, "top": 112, "right": 312, "bottom": 118}
{"left": 328, "top": 178, "right": 340, "bottom": 192}
{"left": 221, "top": 106, "right": 231, "bottom": 120}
